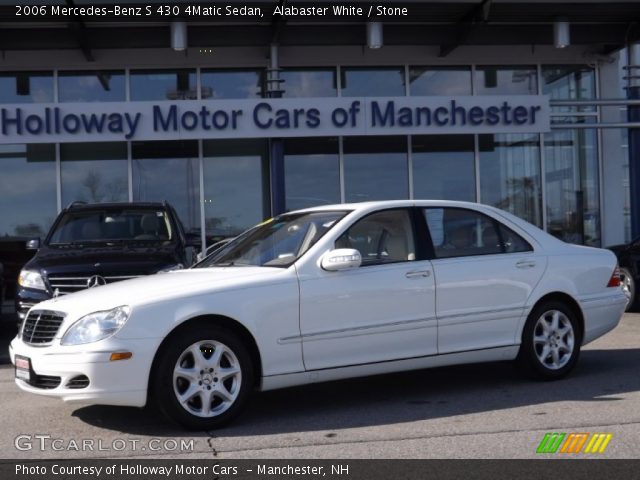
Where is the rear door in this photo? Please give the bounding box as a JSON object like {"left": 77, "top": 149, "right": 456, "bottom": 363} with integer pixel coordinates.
{"left": 422, "top": 207, "right": 546, "bottom": 354}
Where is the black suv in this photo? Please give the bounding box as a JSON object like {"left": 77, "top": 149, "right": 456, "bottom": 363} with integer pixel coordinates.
{"left": 15, "top": 202, "right": 200, "bottom": 321}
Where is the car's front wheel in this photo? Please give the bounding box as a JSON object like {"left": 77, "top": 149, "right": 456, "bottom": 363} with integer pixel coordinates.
{"left": 154, "top": 325, "right": 254, "bottom": 430}
{"left": 517, "top": 301, "right": 581, "bottom": 380}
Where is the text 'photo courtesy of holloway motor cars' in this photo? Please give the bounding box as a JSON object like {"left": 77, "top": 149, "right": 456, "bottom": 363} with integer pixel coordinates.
{"left": 9, "top": 200, "right": 627, "bottom": 430}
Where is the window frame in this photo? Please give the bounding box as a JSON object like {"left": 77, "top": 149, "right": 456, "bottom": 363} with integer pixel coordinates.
{"left": 333, "top": 207, "right": 428, "bottom": 268}
{"left": 421, "top": 207, "right": 533, "bottom": 260}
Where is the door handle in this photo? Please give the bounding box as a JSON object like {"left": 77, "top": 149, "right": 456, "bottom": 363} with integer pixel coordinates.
{"left": 406, "top": 270, "right": 431, "bottom": 278}
{"left": 516, "top": 260, "right": 536, "bottom": 269}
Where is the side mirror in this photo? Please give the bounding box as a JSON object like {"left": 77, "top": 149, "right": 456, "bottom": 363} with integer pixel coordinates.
{"left": 321, "top": 248, "right": 362, "bottom": 272}
{"left": 26, "top": 238, "right": 40, "bottom": 250}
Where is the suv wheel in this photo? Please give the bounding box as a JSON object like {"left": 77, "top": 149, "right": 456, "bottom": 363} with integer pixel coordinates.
{"left": 517, "top": 301, "right": 581, "bottom": 380}
{"left": 154, "top": 325, "right": 254, "bottom": 430}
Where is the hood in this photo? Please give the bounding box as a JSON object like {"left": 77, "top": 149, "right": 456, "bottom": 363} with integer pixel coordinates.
{"left": 26, "top": 243, "right": 180, "bottom": 275}
{"left": 32, "top": 266, "right": 289, "bottom": 317}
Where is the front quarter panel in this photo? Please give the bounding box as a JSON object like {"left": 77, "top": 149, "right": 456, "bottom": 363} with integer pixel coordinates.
{"left": 113, "top": 270, "right": 302, "bottom": 382}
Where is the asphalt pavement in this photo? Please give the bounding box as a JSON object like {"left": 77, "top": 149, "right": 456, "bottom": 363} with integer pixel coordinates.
{"left": 0, "top": 312, "right": 638, "bottom": 459}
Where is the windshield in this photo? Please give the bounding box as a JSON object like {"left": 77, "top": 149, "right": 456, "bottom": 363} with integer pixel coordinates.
{"left": 195, "top": 211, "right": 348, "bottom": 268}
{"left": 48, "top": 208, "right": 174, "bottom": 245}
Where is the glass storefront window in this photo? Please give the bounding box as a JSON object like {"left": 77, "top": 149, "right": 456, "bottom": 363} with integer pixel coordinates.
{"left": 544, "top": 129, "right": 600, "bottom": 246}
{"left": 479, "top": 133, "right": 542, "bottom": 227}
{"left": 284, "top": 137, "right": 340, "bottom": 210}
{"left": 132, "top": 141, "right": 200, "bottom": 232}
{"left": 200, "top": 69, "right": 263, "bottom": 99}
{"left": 409, "top": 67, "right": 472, "bottom": 96}
{"left": 202, "top": 140, "right": 269, "bottom": 242}
{"left": 130, "top": 69, "right": 197, "bottom": 101}
{"left": 60, "top": 142, "right": 128, "bottom": 205}
{"left": 412, "top": 135, "right": 475, "bottom": 201}
{"left": 281, "top": 69, "right": 337, "bottom": 97}
{"left": 0, "top": 72, "right": 53, "bottom": 103}
{"left": 58, "top": 71, "right": 126, "bottom": 102}
{"left": 0, "top": 144, "right": 56, "bottom": 238}
{"left": 341, "top": 67, "right": 405, "bottom": 97}
{"left": 343, "top": 136, "right": 409, "bottom": 202}
{"left": 475, "top": 66, "right": 538, "bottom": 95}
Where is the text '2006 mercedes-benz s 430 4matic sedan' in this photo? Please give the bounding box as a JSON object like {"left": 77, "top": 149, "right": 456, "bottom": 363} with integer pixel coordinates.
{"left": 9, "top": 201, "right": 627, "bottom": 429}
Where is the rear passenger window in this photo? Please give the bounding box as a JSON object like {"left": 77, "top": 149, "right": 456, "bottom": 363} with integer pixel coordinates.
{"left": 424, "top": 207, "right": 530, "bottom": 258}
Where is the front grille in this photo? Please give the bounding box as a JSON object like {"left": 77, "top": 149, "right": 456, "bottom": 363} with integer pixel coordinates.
{"left": 48, "top": 274, "right": 141, "bottom": 295}
{"left": 66, "top": 375, "right": 90, "bottom": 389}
{"left": 29, "top": 374, "right": 61, "bottom": 389}
{"left": 21, "top": 310, "right": 65, "bottom": 345}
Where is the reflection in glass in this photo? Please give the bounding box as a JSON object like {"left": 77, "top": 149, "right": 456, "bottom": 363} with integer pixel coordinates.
{"left": 412, "top": 135, "right": 475, "bottom": 201}
{"left": 343, "top": 136, "right": 408, "bottom": 202}
{"left": 0, "top": 144, "right": 56, "bottom": 238}
{"left": 542, "top": 65, "right": 596, "bottom": 114}
{"left": 61, "top": 143, "right": 128, "bottom": 205}
{"left": 409, "top": 67, "right": 472, "bottom": 96}
{"left": 479, "top": 134, "right": 542, "bottom": 227}
{"left": 58, "top": 71, "right": 126, "bottom": 102}
{"left": 132, "top": 141, "right": 200, "bottom": 232}
{"left": 544, "top": 129, "right": 600, "bottom": 246}
{"left": 475, "top": 66, "right": 537, "bottom": 95}
{"left": 200, "top": 69, "right": 262, "bottom": 99}
{"left": 341, "top": 67, "right": 405, "bottom": 97}
{"left": 130, "top": 69, "right": 197, "bottom": 101}
{"left": 284, "top": 137, "right": 340, "bottom": 211}
{"left": 0, "top": 72, "right": 53, "bottom": 103}
{"left": 281, "top": 69, "right": 337, "bottom": 97}
{"left": 203, "top": 140, "right": 269, "bottom": 242}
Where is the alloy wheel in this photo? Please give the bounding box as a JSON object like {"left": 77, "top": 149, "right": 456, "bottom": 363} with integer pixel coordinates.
{"left": 173, "top": 340, "right": 242, "bottom": 418}
{"left": 532, "top": 310, "right": 575, "bottom": 370}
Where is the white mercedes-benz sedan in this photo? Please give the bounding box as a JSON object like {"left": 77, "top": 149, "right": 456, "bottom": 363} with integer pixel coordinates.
{"left": 9, "top": 200, "right": 627, "bottom": 429}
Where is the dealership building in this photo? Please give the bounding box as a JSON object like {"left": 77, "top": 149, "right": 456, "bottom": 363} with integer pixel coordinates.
{"left": 1, "top": 0, "right": 640, "bottom": 282}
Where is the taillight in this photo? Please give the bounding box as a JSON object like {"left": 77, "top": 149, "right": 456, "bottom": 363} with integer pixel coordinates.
{"left": 607, "top": 266, "right": 621, "bottom": 287}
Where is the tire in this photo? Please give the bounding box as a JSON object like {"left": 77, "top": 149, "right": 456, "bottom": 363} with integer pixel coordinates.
{"left": 517, "top": 301, "right": 581, "bottom": 380}
{"left": 620, "top": 267, "right": 636, "bottom": 312}
{"left": 153, "top": 324, "right": 254, "bottom": 430}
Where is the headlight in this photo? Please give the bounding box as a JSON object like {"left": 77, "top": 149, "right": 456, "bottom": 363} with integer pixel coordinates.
{"left": 18, "top": 269, "right": 46, "bottom": 290}
{"left": 61, "top": 306, "right": 130, "bottom": 346}
{"left": 157, "top": 263, "right": 184, "bottom": 274}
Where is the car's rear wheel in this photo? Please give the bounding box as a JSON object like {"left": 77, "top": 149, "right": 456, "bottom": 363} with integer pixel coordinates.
{"left": 517, "top": 301, "right": 581, "bottom": 380}
{"left": 620, "top": 267, "right": 636, "bottom": 312}
{"left": 154, "top": 325, "right": 254, "bottom": 430}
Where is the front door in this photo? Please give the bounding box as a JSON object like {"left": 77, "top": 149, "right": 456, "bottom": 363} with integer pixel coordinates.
{"left": 299, "top": 208, "right": 437, "bottom": 370}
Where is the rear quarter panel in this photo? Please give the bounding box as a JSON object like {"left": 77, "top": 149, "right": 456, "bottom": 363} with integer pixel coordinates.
{"left": 517, "top": 247, "right": 624, "bottom": 345}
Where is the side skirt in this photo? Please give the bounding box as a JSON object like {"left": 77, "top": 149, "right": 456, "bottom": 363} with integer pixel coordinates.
{"left": 260, "top": 345, "right": 520, "bottom": 392}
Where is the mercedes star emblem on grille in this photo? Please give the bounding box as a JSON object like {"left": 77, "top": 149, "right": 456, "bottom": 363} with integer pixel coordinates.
{"left": 87, "top": 275, "right": 107, "bottom": 288}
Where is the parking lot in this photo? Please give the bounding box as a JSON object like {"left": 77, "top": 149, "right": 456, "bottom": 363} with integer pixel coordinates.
{"left": 0, "top": 311, "right": 638, "bottom": 459}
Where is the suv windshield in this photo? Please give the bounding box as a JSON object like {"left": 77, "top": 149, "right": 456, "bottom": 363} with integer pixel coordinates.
{"left": 48, "top": 208, "right": 174, "bottom": 245}
{"left": 195, "top": 211, "right": 348, "bottom": 268}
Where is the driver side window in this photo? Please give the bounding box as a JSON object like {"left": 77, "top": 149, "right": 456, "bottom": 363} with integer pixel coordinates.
{"left": 336, "top": 209, "right": 416, "bottom": 266}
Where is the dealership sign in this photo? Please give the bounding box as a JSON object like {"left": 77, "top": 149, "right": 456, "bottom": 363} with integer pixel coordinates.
{"left": 0, "top": 95, "right": 550, "bottom": 143}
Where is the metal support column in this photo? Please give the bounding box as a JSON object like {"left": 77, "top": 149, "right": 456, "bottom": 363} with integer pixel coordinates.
{"left": 267, "top": 43, "right": 285, "bottom": 216}
{"left": 627, "top": 44, "right": 640, "bottom": 238}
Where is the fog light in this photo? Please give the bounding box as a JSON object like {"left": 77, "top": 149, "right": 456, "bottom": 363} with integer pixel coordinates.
{"left": 110, "top": 352, "right": 132, "bottom": 361}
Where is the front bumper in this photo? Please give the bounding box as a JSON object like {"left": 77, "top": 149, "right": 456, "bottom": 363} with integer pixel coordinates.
{"left": 9, "top": 335, "right": 158, "bottom": 407}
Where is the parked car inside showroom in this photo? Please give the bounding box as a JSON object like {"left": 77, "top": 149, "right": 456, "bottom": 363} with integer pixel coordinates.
{"left": 9, "top": 200, "right": 626, "bottom": 430}
{"left": 15, "top": 201, "right": 200, "bottom": 321}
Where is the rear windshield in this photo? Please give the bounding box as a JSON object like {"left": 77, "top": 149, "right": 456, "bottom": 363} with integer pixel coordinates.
{"left": 48, "top": 208, "right": 174, "bottom": 245}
